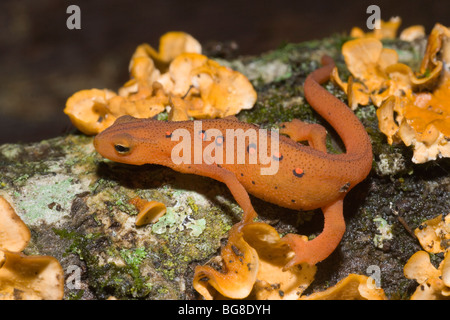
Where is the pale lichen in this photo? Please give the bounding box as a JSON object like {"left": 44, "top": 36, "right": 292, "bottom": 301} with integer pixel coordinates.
{"left": 14, "top": 175, "right": 83, "bottom": 226}
{"left": 373, "top": 216, "right": 394, "bottom": 249}
{"left": 376, "top": 153, "right": 406, "bottom": 176}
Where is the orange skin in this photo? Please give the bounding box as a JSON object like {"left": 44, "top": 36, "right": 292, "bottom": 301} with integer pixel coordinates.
{"left": 94, "top": 56, "right": 373, "bottom": 267}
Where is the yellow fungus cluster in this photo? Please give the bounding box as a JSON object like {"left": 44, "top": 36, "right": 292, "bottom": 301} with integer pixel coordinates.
{"left": 0, "top": 196, "right": 64, "bottom": 300}
{"left": 128, "top": 196, "right": 167, "bottom": 226}
{"left": 404, "top": 214, "right": 450, "bottom": 299}
{"left": 350, "top": 16, "right": 402, "bottom": 40}
{"left": 193, "top": 221, "right": 386, "bottom": 300}
{"left": 333, "top": 21, "right": 450, "bottom": 163}
{"left": 64, "top": 32, "right": 256, "bottom": 135}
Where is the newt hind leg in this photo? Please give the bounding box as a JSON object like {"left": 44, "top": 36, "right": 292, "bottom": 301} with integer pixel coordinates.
{"left": 282, "top": 198, "right": 345, "bottom": 268}
{"left": 279, "top": 118, "right": 328, "bottom": 152}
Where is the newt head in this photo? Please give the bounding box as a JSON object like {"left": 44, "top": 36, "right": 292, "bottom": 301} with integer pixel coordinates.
{"left": 93, "top": 115, "right": 163, "bottom": 165}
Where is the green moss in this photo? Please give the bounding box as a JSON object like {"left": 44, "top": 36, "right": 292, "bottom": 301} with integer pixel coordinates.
{"left": 52, "top": 228, "right": 102, "bottom": 260}
{"left": 53, "top": 228, "right": 157, "bottom": 298}
{"left": 148, "top": 200, "right": 233, "bottom": 282}
{"left": 119, "top": 247, "right": 152, "bottom": 296}
{"left": 156, "top": 112, "right": 169, "bottom": 121}
{"left": 355, "top": 104, "right": 377, "bottom": 123}
{"left": 89, "top": 177, "right": 118, "bottom": 194}
{"left": 239, "top": 93, "right": 315, "bottom": 127}
{"left": 186, "top": 196, "right": 199, "bottom": 214}
{"left": 120, "top": 247, "right": 147, "bottom": 268}
{"left": 66, "top": 290, "right": 85, "bottom": 300}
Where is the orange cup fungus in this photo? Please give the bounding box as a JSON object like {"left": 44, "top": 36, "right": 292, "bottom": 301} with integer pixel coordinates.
{"left": 331, "top": 37, "right": 402, "bottom": 109}
{"left": 193, "top": 222, "right": 316, "bottom": 300}
{"left": 129, "top": 197, "right": 167, "bottom": 226}
{"left": 300, "top": 274, "right": 386, "bottom": 300}
{"left": 377, "top": 24, "right": 450, "bottom": 163}
{"left": 158, "top": 53, "right": 257, "bottom": 120}
{"left": 404, "top": 250, "right": 450, "bottom": 299}
{"left": 399, "top": 25, "right": 426, "bottom": 42}
{"left": 65, "top": 89, "right": 118, "bottom": 136}
{"left": 403, "top": 213, "right": 450, "bottom": 300}
{"left": 334, "top": 21, "right": 450, "bottom": 163}
{"left": 0, "top": 196, "right": 31, "bottom": 253}
{"left": 137, "top": 31, "right": 202, "bottom": 73}
{"left": 350, "top": 16, "right": 424, "bottom": 42}
{"left": 0, "top": 196, "right": 64, "bottom": 300}
{"left": 193, "top": 223, "right": 260, "bottom": 300}
{"left": 0, "top": 250, "right": 65, "bottom": 300}
{"left": 350, "top": 17, "right": 402, "bottom": 40}
{"left": 414, "top": 214, "right": 450, "bottom": 255}
{"left": 64, "top": 32, "right": 256, "bottom": 135}
{"left": 193, "top": 220, "right": 386, "bottom": 300}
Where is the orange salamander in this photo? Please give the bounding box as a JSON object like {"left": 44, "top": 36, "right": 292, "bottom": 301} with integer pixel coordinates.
{"left": 94, "top": 55, "right": 373, "bottom": 267}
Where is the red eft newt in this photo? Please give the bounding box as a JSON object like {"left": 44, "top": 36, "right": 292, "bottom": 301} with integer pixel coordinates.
{"left": 93, "top": 55, "right": 373, "bottom": 267}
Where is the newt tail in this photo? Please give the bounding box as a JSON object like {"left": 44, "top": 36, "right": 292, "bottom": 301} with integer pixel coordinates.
{"left": 280, "top": 55, "right": 372, "bottom": 267}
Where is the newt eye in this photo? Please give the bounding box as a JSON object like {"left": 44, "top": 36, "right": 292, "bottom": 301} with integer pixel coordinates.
{"left": 111, "top": 133, "right": 134, "bottom": 155}
{"left": 114, "top": 144, "right": 131, "bottom": 154}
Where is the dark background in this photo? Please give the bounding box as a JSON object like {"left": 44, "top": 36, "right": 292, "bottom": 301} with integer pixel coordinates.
{"left": 0, "top": 0, "right": 449, "bottom": 144}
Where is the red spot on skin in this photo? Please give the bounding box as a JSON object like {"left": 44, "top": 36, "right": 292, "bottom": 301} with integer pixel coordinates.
{"left": 247, "top": 143, "right": 257, "bottom": 155}
{"left": 293, "top": 168, "right": 304, "bottom": 177}
{"left": 273, "top": 152, "right": 283, "bottom": 161}
{"left": 215, "top": 136, "right": 224, "bottom": 146}
{"left": 165, "top": 131, "right": 172, "bottom": 138}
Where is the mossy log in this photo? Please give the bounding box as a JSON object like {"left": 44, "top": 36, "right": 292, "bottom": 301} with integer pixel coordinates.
{"left": 1, "top": 35, "right": 449, "bottom": 299}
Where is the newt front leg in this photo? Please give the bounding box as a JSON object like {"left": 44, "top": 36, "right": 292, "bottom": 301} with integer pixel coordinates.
{"left": 279, "top": 118, "right": 328, "bottom": 152}
{"left": 163, "top": 161, "right": 258, "bottom": 225}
